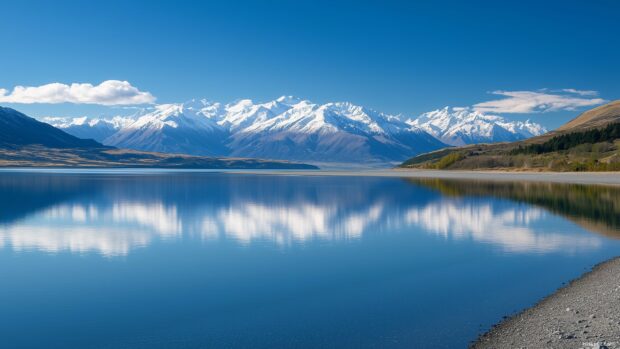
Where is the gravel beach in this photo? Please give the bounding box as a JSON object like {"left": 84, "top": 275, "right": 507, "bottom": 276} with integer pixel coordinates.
{"left": 472, "top": 257, "right": 620, "bottom": 349}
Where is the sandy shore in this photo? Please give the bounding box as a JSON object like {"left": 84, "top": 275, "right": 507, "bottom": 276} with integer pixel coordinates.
{"left": 472, "top": 257, "right": 620, "bottom": 349}
{"left": 228, "top": 169, "right": 620, "bottom": 186}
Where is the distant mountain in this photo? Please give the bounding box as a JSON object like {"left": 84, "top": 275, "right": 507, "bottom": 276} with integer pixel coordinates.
{"left": 0, "top": 107, "right": 101, "bottom": 149}
{"left": 400, "top": 100, "right": 620, "bottom": 172}
{"left": 407, "top": 107, "right": 546, "bottom": 146}
{"left": 0, "top": 106, "right": 317, "bottom": 169}
{"left": 43, "top": 116, "right": 134, "bottom": 143}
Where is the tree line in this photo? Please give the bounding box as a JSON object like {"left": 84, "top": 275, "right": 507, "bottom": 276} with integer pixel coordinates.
{"left": 511, "top": 122, "right": 620, "bottom": 155}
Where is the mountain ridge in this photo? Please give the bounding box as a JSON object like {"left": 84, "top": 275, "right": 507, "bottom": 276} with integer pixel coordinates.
{"left": 45, "top": 97, "right": 546, "bottom": 164}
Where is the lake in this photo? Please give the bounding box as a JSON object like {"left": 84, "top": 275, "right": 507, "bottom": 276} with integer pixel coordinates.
{"left": 0, "top": 170, "right": 619, "bottom": 348}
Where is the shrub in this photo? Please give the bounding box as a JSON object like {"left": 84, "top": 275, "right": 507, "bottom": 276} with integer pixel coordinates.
{"left": 433, "top": 152, "right": 465, "bottom": 169}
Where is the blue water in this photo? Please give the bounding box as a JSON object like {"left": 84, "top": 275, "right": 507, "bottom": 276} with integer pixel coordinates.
{"left": 0, "top": 171, "right": 619, "bottom": 348}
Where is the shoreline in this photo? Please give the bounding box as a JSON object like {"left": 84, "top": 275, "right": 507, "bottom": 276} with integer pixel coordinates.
{"left": 1, "top": 167, "right": 620, "bottom": 186}
{"left": 472, "top": 257, "right": 620, "bottom": 348}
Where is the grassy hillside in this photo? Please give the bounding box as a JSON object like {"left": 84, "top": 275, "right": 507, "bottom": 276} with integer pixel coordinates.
{"left": 400, "top": 101, "right": 620, "bottom": 172}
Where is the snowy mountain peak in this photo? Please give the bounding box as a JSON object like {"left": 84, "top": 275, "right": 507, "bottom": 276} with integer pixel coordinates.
{"left": 275, "top": 95, "right": 303, "bottom": 105}
{"left": 226, "top": 99, "right": 254, "bottom": 111}
{"left": 408, "top": 107, "right": 546, "bottom": 146}
{"left": 183, "top": 98, "right": 217, "bottom": 110}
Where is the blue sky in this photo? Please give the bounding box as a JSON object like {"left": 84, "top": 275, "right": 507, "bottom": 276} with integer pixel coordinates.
{"left": 1, "top": 0, "right": 618, "bottom": 128}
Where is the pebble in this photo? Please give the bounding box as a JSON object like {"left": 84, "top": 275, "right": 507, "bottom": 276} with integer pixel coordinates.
{"left": 471, "top": 258, "right": 620, "bottom": 348}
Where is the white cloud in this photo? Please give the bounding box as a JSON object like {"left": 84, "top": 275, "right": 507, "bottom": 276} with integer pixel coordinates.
{"left": 0, "top": 80, "right": 156, "bottom": 105}
{"left": 473, "top": 90, "right": 606, "bottom": 114}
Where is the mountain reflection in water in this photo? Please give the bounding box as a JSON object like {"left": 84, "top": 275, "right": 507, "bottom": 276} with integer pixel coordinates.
{"left": 0, "top": 172, "right": 618, "bottom": 256}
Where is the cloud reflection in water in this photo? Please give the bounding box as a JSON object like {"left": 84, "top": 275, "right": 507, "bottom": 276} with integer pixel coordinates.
{"left": 405, "top": 200, "right": 601, "bottom": 253}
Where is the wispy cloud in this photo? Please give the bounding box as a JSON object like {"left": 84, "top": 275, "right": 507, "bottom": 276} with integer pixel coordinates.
{"left": 473, "top": 90, "right": 606, "bottom": 114}
{"left": 0, "top": 80, "right": 156, "bottom": 105}
{"left": 560, "top": 88, "right": 598, "bottom": 96}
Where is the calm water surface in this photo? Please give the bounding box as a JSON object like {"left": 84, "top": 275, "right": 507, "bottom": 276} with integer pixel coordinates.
{"left": 1, "top": 170, "right": 619, "bottom": 348}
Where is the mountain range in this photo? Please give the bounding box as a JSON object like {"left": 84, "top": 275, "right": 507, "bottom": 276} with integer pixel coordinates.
{"left": 44, "top": 97, "right": 546, "bottom": 164}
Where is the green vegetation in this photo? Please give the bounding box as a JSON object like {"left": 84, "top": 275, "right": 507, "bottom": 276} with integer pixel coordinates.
{"left": 429, "top": 152, "right": 465, "bottom": 169}
{"left": 511, "top": 123, "right": 620, "bottom": 155}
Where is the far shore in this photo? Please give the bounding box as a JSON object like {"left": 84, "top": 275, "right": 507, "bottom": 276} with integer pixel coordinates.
{"left": 1, "top": 167, "right": 620, "bottom": 186}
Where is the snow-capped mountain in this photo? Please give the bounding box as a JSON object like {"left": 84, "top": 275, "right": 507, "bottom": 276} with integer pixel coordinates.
{"left": 43, "top": 116, "right": 134, "bottom": 143}
{"left": 44, "top": 97, "right": 546, "bottom": 164}
{"left": 407, "top": 107, "right": 546, "bottom": 146}
{"left": 104, "top": 102, "right": 229, "bottom": 156}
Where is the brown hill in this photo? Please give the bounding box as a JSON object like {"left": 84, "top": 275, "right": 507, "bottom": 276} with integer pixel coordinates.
{"left": 557, "top": 100, "right": 620, "bottom": 132}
